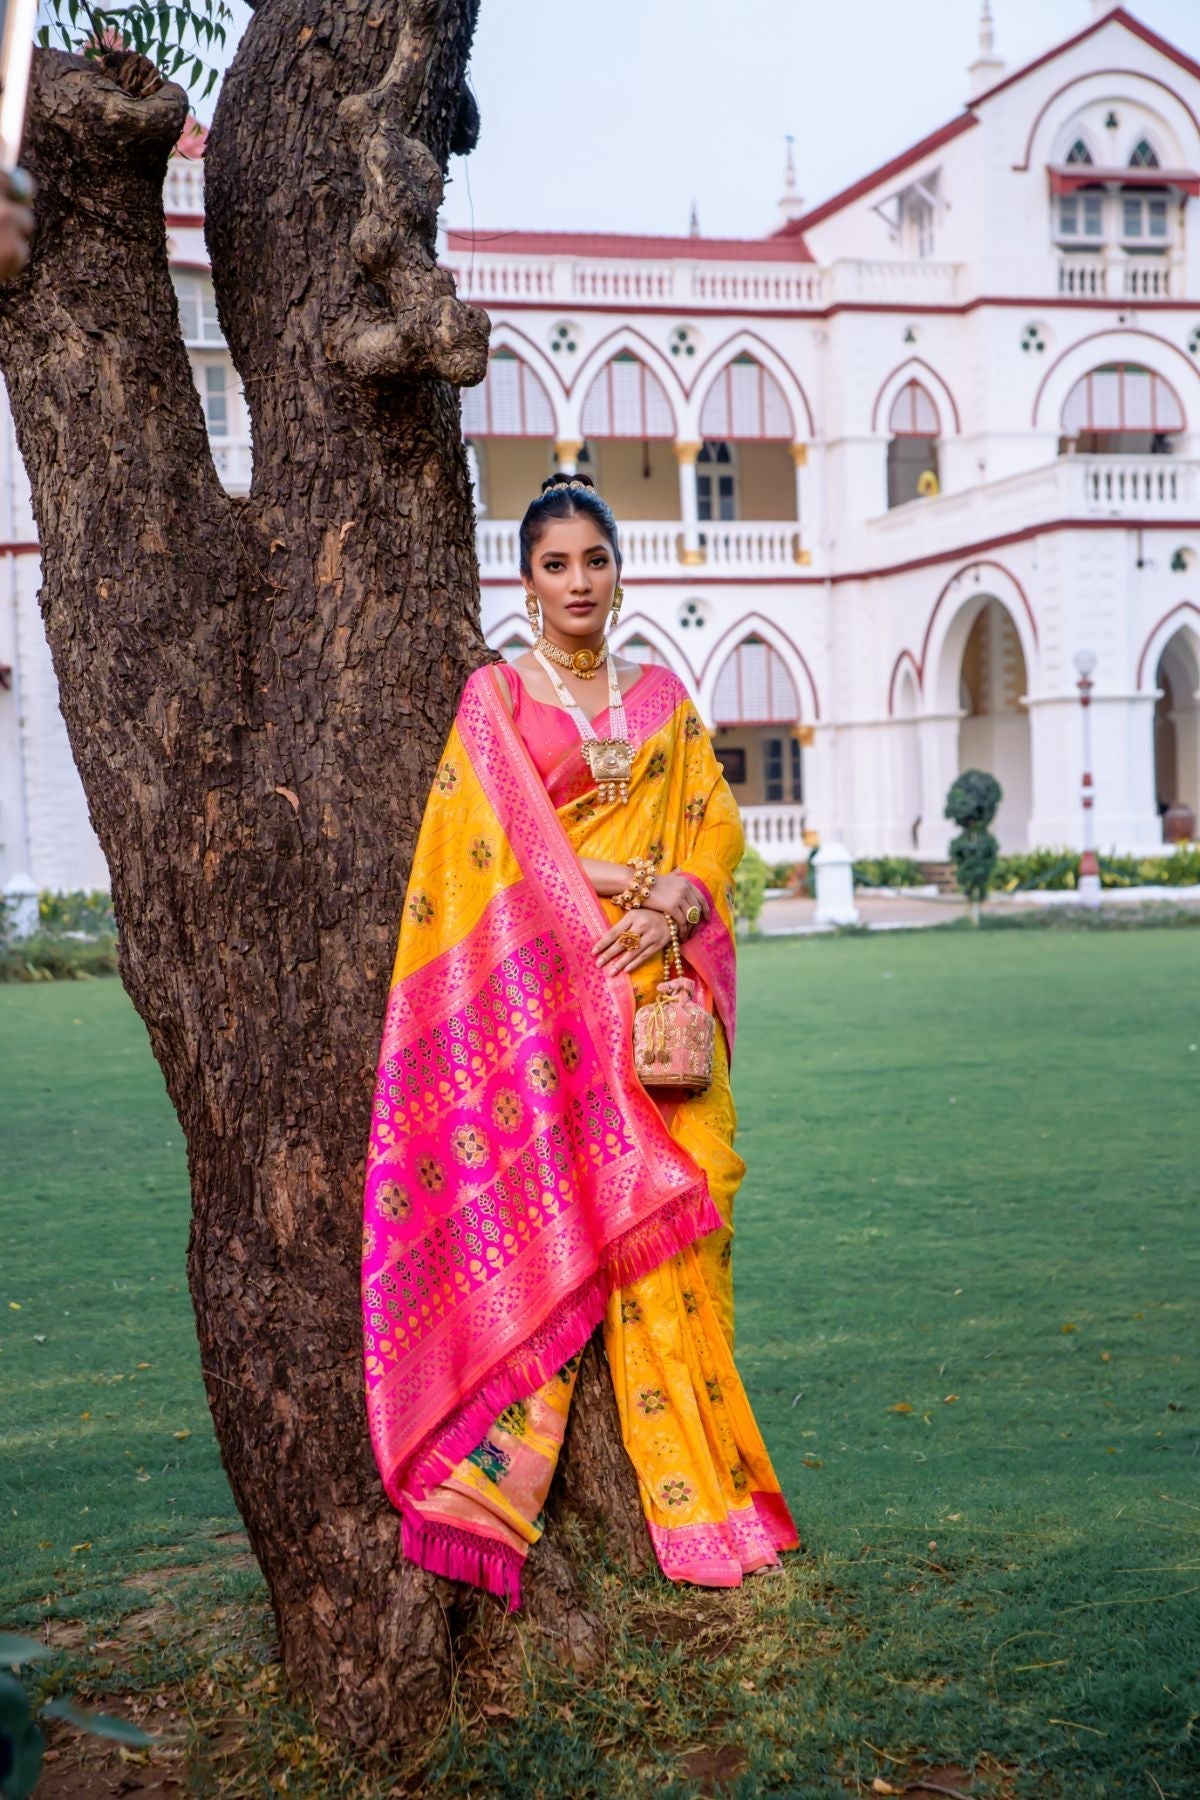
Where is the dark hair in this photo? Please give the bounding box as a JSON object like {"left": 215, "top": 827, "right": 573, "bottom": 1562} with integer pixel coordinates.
{"left": 518, "top": 473, "right": 622, "bottom": 578}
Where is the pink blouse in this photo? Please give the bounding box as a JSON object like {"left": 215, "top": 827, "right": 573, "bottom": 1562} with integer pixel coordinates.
{"left": 495, "top": 660, "right": 657, "bottom": 785}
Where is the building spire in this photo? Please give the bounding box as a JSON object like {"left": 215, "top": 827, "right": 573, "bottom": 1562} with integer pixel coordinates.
{"left": 967, "top": 0, "right": 1006, "bottom": 97}
{"left": 777, "top": 134, "right": 806, "bottom": 226}
{"left": 688, "top": 198, "right": 700, "bottom": 238}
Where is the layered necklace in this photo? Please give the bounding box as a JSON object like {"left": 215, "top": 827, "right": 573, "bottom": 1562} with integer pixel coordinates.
{"left": 532, "top": 643, "right": 635, "bottom": 805}
{"left": 533, "top": 634, "right": 608, "bottom": 680}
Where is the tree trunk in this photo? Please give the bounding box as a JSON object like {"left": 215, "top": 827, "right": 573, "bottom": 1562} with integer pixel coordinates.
{"left": 0, "top": 1, "right": 646, "bottom": 1752}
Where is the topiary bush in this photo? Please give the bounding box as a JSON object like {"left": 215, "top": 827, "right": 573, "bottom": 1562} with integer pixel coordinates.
{"left": 945, "top": 769, "right": 1002, "bottom": 915}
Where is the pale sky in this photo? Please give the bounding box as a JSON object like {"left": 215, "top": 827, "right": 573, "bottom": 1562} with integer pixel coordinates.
{"left": 200, "top": 1, "right": 1200, "bottom": 240}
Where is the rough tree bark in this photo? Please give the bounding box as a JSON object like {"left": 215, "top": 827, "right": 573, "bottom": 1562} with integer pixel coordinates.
{"left": 0, "top": 0, "right": 648, "bottom": 1752}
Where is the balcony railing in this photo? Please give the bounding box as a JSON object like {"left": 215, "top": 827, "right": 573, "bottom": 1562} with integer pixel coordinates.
{"left": 211, "top": 441, "right": 252, "bottom": 494}
{"left": 165, "top": 160, "right": 204, "bottom": 217}
{"left": 740, "top": 804, "right": 807, "bottom": 852}
{"left": 1057, "top": 249, "right": 1176, "bottom": 297}
{"left": 476, "top": 519, "right": 804, "bottom": 579}
{"left": 446, "top": 250, "right": 959, "bottom": 313}
{"left": 863, "top": 455, "right": 1199, "bottom": 567}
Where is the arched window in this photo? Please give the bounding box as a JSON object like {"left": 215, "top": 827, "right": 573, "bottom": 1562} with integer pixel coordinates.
{"left": 697, "top": 440, "right": 736, "bottom": 522}
{"left": 494, "top": 633, "right": 530, "bottom": 662}
{"left": 887, "top": 380, "right": 940, "bottom": 508}
{"left": 579, "top": 352, "right": 675, "bottom": 438}
{"left": 1129, "top": 138, "right": 1160, "bottom": 168}
{"left": 698, "top": 354, "right": 792, "bottom": 440}
{"left": 460, "top": 349, "right": 555, "bottom": 437}
{"left": 1065, "top": 138, "right": 1093, "bottom": 165}
{"left": 618, "top": 633, "right": 668, "bottom": 667}
{"left": 712, "top": 635, "right": 799, "bottom": 725}
{"left": 1061, "top": 363, "right": 1185, "bottom": 452}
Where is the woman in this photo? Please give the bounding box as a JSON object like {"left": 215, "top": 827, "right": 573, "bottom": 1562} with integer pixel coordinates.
{"left": 362, "top": 473, "right": 797, "bottom": 1606}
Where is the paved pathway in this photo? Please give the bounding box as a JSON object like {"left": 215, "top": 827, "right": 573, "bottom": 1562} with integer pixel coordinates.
{"left": 758, "top": 886, "right": 1200, "bottom": 935}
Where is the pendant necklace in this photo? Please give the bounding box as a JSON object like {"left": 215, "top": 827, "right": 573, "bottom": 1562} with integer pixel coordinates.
{"left": 532, "top": 645, "right": 636, "bottom": 804}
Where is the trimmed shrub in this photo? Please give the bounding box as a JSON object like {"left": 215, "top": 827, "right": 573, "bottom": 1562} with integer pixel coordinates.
{"left": 733, "top": 846, "right": 770, "bottom": 929}
{"left": 852, "top": 856, "right": 924, "bottom": 889}
{"left": 945, "top": 770, "right": 1002, "bottom": 909}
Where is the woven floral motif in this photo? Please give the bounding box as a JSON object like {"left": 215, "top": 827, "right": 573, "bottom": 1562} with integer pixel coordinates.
{"left": 361, "top": 664, "right": 795, "bottom": 1613}
{"left": 449, "top": 1125, "right": 489, "bottom": 1169}
{"left": 490, "top": 1088, "right": 524, "bottom": 1132}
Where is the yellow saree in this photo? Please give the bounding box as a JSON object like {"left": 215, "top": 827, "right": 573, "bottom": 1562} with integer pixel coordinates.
{"left": 362, "top": 662, "right": 797, "bottom": 1604}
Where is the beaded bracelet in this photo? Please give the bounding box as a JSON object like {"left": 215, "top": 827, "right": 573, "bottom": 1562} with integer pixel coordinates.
{"left": 615, "top": 856, "right": 658, "bottom": 911}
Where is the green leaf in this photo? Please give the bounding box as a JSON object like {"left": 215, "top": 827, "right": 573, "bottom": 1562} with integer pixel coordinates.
{"left": 40, "top": 1698, "right": 158, "bottom": 1746}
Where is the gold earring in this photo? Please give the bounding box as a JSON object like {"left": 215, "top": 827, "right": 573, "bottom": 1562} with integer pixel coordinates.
{"left": 525, "top": 591, "right": 540, "bottom": 631}
{"left": 610, "top": 583, "right": 625, "bottom": 627}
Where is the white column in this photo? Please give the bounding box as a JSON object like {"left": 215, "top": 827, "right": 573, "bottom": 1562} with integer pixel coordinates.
{"left": 789, "top": 442, "right": 811, "bottom": 566}
{"left": 674, "top": 440, "right": 704, "bottom": 565}
{"left": 1027, "top": 692, "right": 1162, "bottom": 853}
{"left": 914, "top": 711, "right": 963, "bottom": 860}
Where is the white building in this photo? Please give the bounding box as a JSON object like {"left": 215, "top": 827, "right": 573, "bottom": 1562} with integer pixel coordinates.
{"left": 3, "top": 1, "right": 1200, "bottom": 888}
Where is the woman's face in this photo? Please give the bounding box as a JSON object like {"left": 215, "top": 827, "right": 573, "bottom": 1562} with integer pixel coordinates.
{"left": 525, "top": 510, "right": 619, "bottom": 643}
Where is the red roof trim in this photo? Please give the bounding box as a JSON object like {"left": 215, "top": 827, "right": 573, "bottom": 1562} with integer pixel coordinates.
{"left": 770, "top": 115, "right": 978, "bottom": 239}
{"left": 971, "top": 6, "right": 1200, "bottom": 109}
{"left": 1049, "top": 165, "right": 1200, "bottom": 195}
{"left": 445, "top": 228, "right": 815, "bottom": 263}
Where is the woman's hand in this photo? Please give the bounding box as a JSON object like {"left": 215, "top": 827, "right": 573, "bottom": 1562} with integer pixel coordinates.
{"left": 641, "top": 871, "right": 710, "bottom": 935}
{"left": 592, "top": 907, "right": 672, "bottom": 978}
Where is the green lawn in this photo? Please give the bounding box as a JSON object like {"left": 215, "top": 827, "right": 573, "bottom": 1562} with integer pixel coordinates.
{"left": 2, "top": 931, "right": 1198, "bottom": 1797}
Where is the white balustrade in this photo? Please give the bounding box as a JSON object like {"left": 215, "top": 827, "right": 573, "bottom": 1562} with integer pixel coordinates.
{"left": 739, "top": 805, "right": 808, "bottom": 851}
{"left": 1122, "top": 255, "right": 1171, "bottom": 298}
{"left": 1058, "top": 254, "right": 1106, "bottom": 296}
{"left": 210, "top": 441, "right": 253, "bottom": 494}
{"left": 446, "top": 250, "right": 965, "bottom": 314}
{"left": 164, "top": 160, "right": 204, "bottom": 216}
{"left": 863, "top": 455, "right": 1199, "bottom": 566}
{"left": 476, "top": 519, "right": 804, "bottom": 579}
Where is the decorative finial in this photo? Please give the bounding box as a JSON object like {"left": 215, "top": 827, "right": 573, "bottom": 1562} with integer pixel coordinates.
{"left": 979, "top": 0, "right": 995, "bottom": 55}
{"left": 688, "top": 198, "right": 700, "bottom": 238}
{"left": 784, "top": 134, "right": 797, "bottom": 194}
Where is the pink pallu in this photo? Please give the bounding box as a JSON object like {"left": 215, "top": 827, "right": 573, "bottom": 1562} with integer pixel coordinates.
{"left": 361, "top": 666, "right": 727, "bottom": 1566}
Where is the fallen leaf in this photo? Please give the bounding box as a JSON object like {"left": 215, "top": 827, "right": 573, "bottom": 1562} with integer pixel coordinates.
{"left": 888, "top": 1402, "right": 914, "bottom": 1414}
{"left": 1101, "top": 1352, "right": 1111, "bottom": 1362}
{"left": 944, "top": 1393, "right": 958, "bottom": 1403}
{"left": 173, "top": 1429, "right": 191, "bottom": 1441}
{"left": 70, "top": 1542, "right": 92, "bottom": 1554}
{"left": 802, "top": 1456, "right": 824, "bottom": 1469}
{"left": 739, "top": 1679, "right": 755, "bottom": 1692}
{"left": 1062, "top": 1322, "right": 1078, "bottom": 1334}
{"left": 8, "top": 1302, "right": 20, "bottom": 1310}
{"left": 871, "top": 1781, "right": 899, "bottom": 1796}
{"left": 136, "top": 1363, "right": 151, "bottom": 1370}
{"left": 33, "top": 1334, "right": 45, "bottom": 1344}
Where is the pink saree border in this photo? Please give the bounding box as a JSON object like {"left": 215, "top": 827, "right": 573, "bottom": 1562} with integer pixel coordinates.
{"left": 647, "top": 1490, "right": 799, "bottom": 1588}
{"left": 377, "top": 669, "right": 722, "bottom": 1506}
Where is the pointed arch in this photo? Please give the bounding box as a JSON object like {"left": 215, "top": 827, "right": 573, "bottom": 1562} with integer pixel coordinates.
{"left": 886, "top": 649, "right": 924, "bottom": 716}
{"left": 483, "top": 612, "right": 535, "bottom": 658}
{"left": 611, "top": 612, "right": 695, "bottom": 681}
{"left": 1032, "top": 329, "right": 1199, "bottom": 429}
{"left": 697, "top": 612, "right": 820, "bottom": 724}
{"left": 1136, "top": 601, "right": 1200, "bottom": 689}
{"left": 871, "top": 357, "right": 961, "bottom": 435}
{"left": 564, "top": 326, "right": 684, "bottom": 445}
{"left": 578, "top": 351, "right": 678, "bottom": 440}
{"left": 920, "top": 562, "right": 1039, "bottom": 715}
{"left": 1016, "top": 72, "right": 1199, "bottom": 173}
{"left": 1128, "top": 135, "right": 1161, "bottom": 168}
{"left": 1061, "top": 362, "right": 1185, "bottom": 435}
{"left": 687, "top": 330, "right": 814, "bottom": 439}
{"left": 462, "top": 345, "right": 559, "bottom": 438}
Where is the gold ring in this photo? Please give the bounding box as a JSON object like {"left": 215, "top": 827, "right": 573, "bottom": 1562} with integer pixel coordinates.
{"left": 685, "top": 904, "right": 702, "bottom": 926}
{"left": 618, "top": 929, "right": 642, "bottom": 951}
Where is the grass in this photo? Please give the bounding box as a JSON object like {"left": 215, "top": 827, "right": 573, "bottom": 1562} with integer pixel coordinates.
{"left": 1, "top": 932, "right": 1198, "bottom": 1797}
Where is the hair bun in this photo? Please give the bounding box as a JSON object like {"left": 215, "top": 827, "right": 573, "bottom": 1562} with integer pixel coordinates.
{"left": 541, "top": 471, "right": 596, "bottom": 494}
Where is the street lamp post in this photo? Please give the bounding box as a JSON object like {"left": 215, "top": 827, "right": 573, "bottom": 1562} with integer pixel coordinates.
{"left": 1074, "top": 648, "right": 1101, "bottom": 909}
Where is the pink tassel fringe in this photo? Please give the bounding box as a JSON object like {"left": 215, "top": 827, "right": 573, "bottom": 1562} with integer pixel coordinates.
{"left": 401, "top": 1506, "right": 524, "bottom": 1611}
{"left": 401, "top": 1177, "right": 722, "bottom": 1507}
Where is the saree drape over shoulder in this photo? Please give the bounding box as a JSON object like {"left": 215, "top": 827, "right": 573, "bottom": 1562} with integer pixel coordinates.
{"left": 362, "top": 663, "right": 797, "bottom": 1606}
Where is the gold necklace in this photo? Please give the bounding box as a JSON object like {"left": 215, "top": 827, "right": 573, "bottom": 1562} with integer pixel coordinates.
{"left": 534, "top": 634, "right": 609, "bottom": 681}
